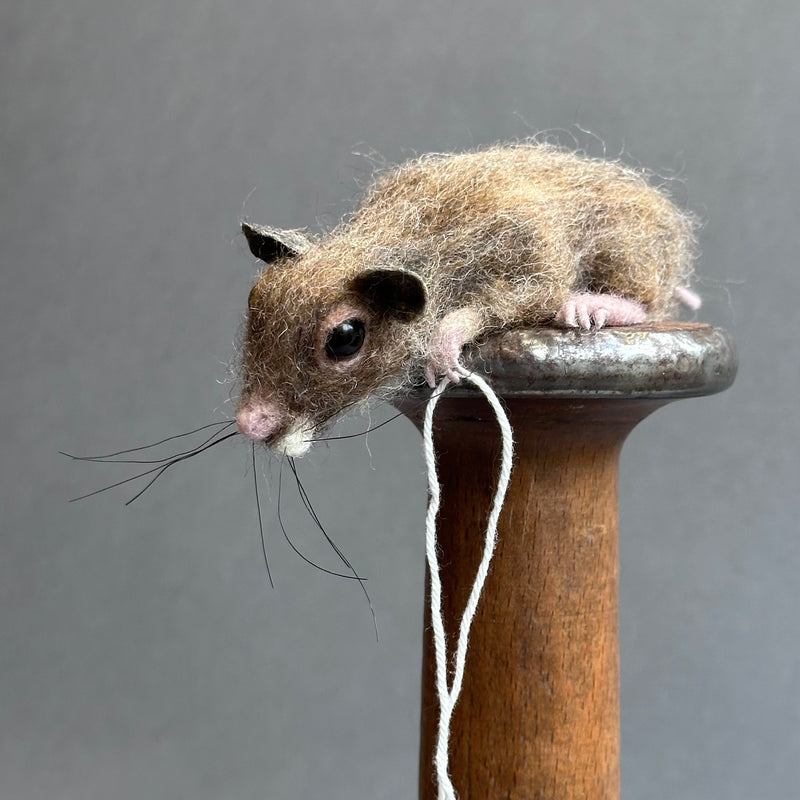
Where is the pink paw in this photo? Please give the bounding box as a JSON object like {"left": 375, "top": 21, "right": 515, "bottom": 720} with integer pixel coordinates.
{"left": 555, "top": 293, "right": 647, "bottom": 330}
{"left": 425, "top": 342, "right": 470, "bottom": 388}
{"left": 425, "top": 311, "right": 480, "bottom": 387}
{"left": 425, "top": 362, "right": 470, "bottom": 388}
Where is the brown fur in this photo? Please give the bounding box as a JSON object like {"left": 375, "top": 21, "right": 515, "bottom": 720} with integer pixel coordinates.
{"left": 239, "top": 143, "right": 698, "bottom": 447}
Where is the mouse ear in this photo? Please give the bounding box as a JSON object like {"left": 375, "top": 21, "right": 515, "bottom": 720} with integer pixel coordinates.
{"left": 242, "top": 221, "right": 310, "bottom": 264}
{"left": 348, "top": 269, "right": 427, "bottom": 321}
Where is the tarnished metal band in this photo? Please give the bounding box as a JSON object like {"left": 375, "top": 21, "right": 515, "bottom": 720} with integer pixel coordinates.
{"left": 446, "top": 324, "right": 737, "bottom": 400}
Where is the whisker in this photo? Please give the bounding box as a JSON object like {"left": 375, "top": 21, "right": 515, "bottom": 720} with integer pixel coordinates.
{"left": 310, "top": 409, "right": 407, "bottom": 443}
{"left": 123, "top": 431, "right": 241, "bottom": 505}
{"left": 287, "top": 460, "right": 364, "bottom": 580}
{"left": 123, "top": 463, "right": 173, "bottom": 505}
{"left": 70, "top": 463, "right": 173, "bottom": 502}
{"left": 252, "top": 442, "right": 274, "bottom": 588}
{"left": 69, "top": 431, "right": 240, "bottom": 503}
{"left": 276, "top": 456, "right": 362, "bottom": 581}
{"left": 287, "top": 456, "right": 378, "bottom": 641}
{"left": 61, "top": 422, "right": 237, "bottom": 465}
{"left": 309, "top": 383, "right": 454, "bottom": 444}
{"left": 61, "top": 420, "right": 235, "bottom": 460}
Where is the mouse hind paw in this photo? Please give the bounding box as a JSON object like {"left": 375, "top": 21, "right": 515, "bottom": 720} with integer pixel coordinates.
{"left": 555, "top": 292, "right": 647, "bottom": 330}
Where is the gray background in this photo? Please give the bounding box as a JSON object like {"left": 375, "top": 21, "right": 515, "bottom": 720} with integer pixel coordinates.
{"left": 2, "top": 0, "right": 798, "bottom": 798}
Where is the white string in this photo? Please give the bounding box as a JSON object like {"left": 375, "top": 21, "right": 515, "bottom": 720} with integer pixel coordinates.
{"left": 423, "top": 372, "right": 515, "bottom": 800}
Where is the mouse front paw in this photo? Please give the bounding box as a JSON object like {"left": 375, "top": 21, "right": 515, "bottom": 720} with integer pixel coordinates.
{"left": 555, "top": 292, "right": 647, "bottom": 330}
{"left": 425, "top": 355, "right": 470, "bottom": 389}
{"left": 425, "top": 309, "right": 483, "bottom": 388}
{"left": 425, "top": 338, "right": 471, "bottom": 388}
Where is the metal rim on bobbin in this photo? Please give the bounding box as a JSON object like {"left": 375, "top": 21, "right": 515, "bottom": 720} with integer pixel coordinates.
{"left": 443, "top": 323, "right": 737, "bottom": 400}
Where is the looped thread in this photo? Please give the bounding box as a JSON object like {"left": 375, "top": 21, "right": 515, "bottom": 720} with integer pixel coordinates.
{"left": 423, "top": 373, "right": 515, "bottom": 800}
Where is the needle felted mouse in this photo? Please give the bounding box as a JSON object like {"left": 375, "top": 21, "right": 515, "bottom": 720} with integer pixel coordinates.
{"left": 236, "top": 142, "right": 700, "bottom": 456}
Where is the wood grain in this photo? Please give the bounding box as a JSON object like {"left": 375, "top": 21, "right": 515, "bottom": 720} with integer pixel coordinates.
{"left": 415, "top": 397, "right": 663, "bottom": 800}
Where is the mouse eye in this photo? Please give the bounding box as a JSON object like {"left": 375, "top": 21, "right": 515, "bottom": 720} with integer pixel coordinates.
{"left": 325, "top": 318, "right": 366, "bottom": 359}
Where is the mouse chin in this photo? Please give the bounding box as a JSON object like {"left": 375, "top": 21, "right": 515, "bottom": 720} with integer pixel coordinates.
{"left": 272, "top": 423, "right": 315, "bottom": 458}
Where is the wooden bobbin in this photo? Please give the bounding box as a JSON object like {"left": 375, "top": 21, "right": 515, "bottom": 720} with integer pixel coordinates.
{"left": 397, "top": 323, "right": 737, "bottom": 800}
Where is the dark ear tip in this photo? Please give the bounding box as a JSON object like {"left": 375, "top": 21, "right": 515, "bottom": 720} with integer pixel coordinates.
{"left": 241, "top": 220, "right": 259, "bottom": 248}
{"left": 241, "top": 221, "right": 268, "bottom": 261}
{"left": 240, "top": 221, "right": 309, "bottom": 263}
{"left": 240, "top": 220, "right": 262, "bottom": 246}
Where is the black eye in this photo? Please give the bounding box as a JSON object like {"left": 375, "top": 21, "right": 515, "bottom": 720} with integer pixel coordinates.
{"left": 325, "top": 318, "right": 366, "bottom": 359}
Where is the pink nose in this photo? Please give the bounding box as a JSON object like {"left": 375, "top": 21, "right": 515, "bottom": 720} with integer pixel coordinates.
{"left": 236, "top": 400, "right": 282, "bottom": 441}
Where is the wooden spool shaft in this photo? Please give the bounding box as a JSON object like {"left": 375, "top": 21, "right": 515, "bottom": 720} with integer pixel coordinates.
{"left": 399, "top": 325, "right": 737, "bottom": 800}
{"left": 419, "top": 397, "right": 659, "bottom": 800}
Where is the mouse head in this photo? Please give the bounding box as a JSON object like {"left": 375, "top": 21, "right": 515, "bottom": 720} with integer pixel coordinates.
{"left": 236, "top": 222, "right": 428, "bottom": 456}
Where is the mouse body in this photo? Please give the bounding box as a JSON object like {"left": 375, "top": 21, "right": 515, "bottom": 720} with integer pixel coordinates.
{"left": 236, "top": 143, "right": 699, "bottom": 455}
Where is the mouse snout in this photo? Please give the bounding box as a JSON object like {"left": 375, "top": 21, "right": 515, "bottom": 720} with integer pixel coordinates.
{"left": 236, "top": 399, "right": 282, "bottom": 441}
